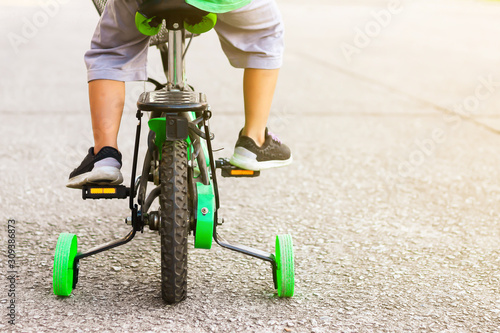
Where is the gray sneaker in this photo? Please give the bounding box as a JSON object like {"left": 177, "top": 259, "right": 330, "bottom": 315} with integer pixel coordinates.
{"left": 229, "top": 128, "right": 292, "bottom": 171}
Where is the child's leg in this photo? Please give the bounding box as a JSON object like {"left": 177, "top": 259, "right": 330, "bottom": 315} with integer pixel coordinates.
{"left": 216, "top": 0, "right": 292, "bottom": 170}
{"left": 67, "top": 0, "right": 148, "bottom": 188}
{"left": 86, "top": 0, "right": 149, "bottom": 153}
{"left": 89, "top": 80, "right": 125, "bottom": 153}
{"left": 243, "top": 68, "right": 279, "bottom": 147}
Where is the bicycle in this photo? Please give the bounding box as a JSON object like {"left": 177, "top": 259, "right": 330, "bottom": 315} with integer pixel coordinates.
{"left": 52, "top": 0, "right": 295, "bottom": 304}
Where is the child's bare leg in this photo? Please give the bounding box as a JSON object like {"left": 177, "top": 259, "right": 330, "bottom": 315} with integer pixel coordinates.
{"left": 242, "top": 68, "right": 279, "bottom": 147}
{"left": 230, "top": 68, "right": 291, "bottom": 171}
{"left": 89, "top": 79, "right": 125, "bottom": 153}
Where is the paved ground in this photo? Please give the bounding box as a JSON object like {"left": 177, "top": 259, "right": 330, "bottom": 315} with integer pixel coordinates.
{"left": 2, "top": 0, "right": 500, "bottom": 332}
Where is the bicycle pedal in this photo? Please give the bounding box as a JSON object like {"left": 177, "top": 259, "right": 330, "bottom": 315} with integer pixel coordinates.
{"left": 215, "top": 158, "right": 260, "bottom": 178}
{"left": 82, "top": 185, "right": 130, "bottom": 200}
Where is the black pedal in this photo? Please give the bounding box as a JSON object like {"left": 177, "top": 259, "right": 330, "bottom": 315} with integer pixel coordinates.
{"left": 82, "top": 185, "right": 130, "bottom": 200}
{"left": 215, "top": 158, "right": 260, "bottom": 178}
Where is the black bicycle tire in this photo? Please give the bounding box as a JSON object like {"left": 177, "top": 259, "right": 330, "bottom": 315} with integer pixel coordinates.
{"left": 159, "top": 140, "right": 189, "bottom": 304}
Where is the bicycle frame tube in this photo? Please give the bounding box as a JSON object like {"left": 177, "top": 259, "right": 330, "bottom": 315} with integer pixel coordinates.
{"left": 167, "top": 28, "right": 185, "bottom": 90}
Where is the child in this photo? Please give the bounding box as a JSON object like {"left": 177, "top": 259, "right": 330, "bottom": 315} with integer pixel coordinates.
{"left": 67, "top": 0, "right": 292, "bottom": 188}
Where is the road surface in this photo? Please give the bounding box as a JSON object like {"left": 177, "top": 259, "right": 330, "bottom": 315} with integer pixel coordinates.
{"left": 1, "top": 0, "right": 500, "bottom": 332}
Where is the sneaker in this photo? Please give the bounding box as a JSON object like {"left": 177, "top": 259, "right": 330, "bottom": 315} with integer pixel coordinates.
{"left": 229, "top": 128, "right": 292, "bottom": 171}
{"left": 66, "top": 146, "right": 123, "bottom": 189}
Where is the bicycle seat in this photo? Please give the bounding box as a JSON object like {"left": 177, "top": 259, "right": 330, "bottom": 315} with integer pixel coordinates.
{"left": 138, "top": 0, "right": 208, "bottom": 30}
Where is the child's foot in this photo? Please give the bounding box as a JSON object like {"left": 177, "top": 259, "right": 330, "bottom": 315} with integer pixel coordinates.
{"left": 66, "top": 146, "right": 123, "bottom": 189}
{"left": 229, "top": 128, "right": 292, "bottom": 171}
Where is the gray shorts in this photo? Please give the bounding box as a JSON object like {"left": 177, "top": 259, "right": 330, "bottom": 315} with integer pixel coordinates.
{"left": 85, "top": 0, "right": 284, "bottom": 82}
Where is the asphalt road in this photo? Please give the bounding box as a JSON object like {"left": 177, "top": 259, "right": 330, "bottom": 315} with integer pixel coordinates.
{"left": 1, "top": 0, "right": 500, "bottom": 332}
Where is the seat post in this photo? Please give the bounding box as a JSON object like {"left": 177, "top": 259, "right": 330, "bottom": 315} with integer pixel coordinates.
{"left": 167, "top": 26, "right": 185, "bottom": 90}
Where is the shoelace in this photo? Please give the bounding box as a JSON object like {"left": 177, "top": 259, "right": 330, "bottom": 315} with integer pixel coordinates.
{"left": 268, "top": 131, "right": 281, "bottom": 144}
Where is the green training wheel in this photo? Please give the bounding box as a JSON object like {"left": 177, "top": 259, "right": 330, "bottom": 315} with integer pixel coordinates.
{"left": 53, "top": 233, "right": 78, "bottom": 296}
{"left": 275, "top": 234, "right": 295, "bottom": 297}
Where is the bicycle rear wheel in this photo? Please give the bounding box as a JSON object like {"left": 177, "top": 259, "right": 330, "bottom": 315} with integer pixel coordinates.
{"left": 159, "top": 140, "right": 189, "bottom": 304}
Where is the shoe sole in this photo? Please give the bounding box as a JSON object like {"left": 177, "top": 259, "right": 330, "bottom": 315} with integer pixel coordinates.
{"left": 66, "top": 166, "right": 124, "bottom": 189}
{"left": 229, "top": 153, "right": 293, "bottom": 171}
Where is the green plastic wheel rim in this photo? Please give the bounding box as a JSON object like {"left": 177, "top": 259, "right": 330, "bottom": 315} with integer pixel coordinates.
{"left": 184, "top": 13, "right": 217, "bottom": 34}
{"left": 135, "top": 12, "right": 162, "bottom": 36}
{"left": 53, "top": 233, "right": 77, "bottom": 296}
{"left": 276, "top": 234, "right": 295, "bottom": 297}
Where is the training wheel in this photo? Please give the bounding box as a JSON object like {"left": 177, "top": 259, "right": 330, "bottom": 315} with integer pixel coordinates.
{"left": 53, "top": 233, "right": 78, "bottom": 296}
{"left": 275, "top": 234, "right": 295, "bottom": 297}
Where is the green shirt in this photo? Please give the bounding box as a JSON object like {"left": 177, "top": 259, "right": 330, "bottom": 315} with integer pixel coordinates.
{"left": 186, "top": 0, "right": 252, "bottom": 13}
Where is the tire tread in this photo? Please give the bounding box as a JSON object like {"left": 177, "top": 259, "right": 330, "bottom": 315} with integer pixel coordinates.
{"left": 159, "top": 140, "right": 189, "bottom": 304}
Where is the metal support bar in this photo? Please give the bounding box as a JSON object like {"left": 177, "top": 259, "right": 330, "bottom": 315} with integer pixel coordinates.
{"left": 74, "top": 228, "right": 136, "bottom": 263}
{"left": 214, "top": 231, "right": 275, "bottom": 264}
{"left": 130, "top": 110, "right": 143, "bottom": 210}
{"left": 203, "top": 117, "right": 220, "bottom": 209}
{"left": 214, "top": 227, "right": 278, "bottom": 288}
{"left": 72, "top": 227, "right": 137, "bottom": 288}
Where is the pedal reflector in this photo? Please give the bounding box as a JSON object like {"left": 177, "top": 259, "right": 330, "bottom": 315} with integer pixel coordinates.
{"left": 82, "top": 186, "right": 129, "bottom": 200}
{"left": 230, "top": 169, "right": 255, "bottom": 176}
{"left": 90, "top": 188, "right": 117, "bottom": 194}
